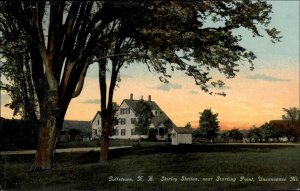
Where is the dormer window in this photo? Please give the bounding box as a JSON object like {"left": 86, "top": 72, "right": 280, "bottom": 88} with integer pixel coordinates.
{"left": 120, "top": 108, "right": 130, "bottom": 115}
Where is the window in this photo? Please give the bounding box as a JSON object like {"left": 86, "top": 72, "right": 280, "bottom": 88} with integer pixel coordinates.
{"left": 120, "top": 108, "right": 130, "bottom": 115}
{"left": 131, "top": 118, "right": 136, "bottom": 124}
{"left": 155, "top": 110, "right": 160, "bottom": 116}
{"left": 97, "top": 119, "right": 100, "bottom": 125}
{"left": 131, "top": 129, "right": 136, "bottom": 135}
{"left": 115, "top": 129, "right": 119, "bottom": 136}
{"left": 93, "top": 129, "right": 97, "bottom": 135}
{"left": 120, "top": 118, "right": 126, "bottom": 125}
{"left": 121, "top": 129, "right": 126, "bottom": 136}
{"left": 158, "top": 128, "right": 165, "bottom": 136}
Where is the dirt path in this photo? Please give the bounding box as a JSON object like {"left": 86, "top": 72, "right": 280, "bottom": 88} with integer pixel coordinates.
{"left": 0, "top": 146, "right": 132, "bottom": 155}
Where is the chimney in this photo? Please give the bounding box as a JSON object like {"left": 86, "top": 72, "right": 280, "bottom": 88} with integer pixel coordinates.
{"left": 140, "top": 96, "right": 143, "bottom": 100}
{"left": 148, "top": 95, "right": 151, "bottom": 101}
{"left": 130, "top": 93, "right": 133, "bottom": 100}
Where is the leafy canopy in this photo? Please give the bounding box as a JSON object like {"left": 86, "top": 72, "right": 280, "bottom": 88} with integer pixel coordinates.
{"left": 134, "top": 100, "right": 152, "bottom": 136}
{"left": 115, "top": 0, "right": 281, "bottom": 96}
{"left": 0, "top": 0, "right": 281, "bottom": 118}
{"left": 282, "top": 107, "right": 300, "bottom": 123}
{"left": 198, "top": 108, "right": 220, "bottom": 140}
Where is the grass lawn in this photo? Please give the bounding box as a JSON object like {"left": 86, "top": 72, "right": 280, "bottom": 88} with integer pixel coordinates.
{"left": 1, "top": 144, "right": 300, "bottom": 191}
{"left": 56, "top": 139, "right": 169, "bottom": 149}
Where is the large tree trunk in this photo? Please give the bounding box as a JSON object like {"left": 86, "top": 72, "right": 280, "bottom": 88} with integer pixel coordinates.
{"left": 31, "top": 90, "right": 69, "bottom": 171}
{"left": 98, "top": 49, "right": 120, "bottom": 161}
{"left": 100, "top": 115, "right": 110, "bottom": 161}
{"left": 32, "top": 115, "right": 63, "bottom": 170}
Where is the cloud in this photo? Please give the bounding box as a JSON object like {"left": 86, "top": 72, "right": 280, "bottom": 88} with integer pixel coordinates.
{"left": 208, "top": 85, "right": 231, "bottom": 90}
{"left": 219, "top": 85, "right": 231, "bottom": 90}
{"left": 189, "top": 90, "right": 198, "bottom": 94}
{"left": 154, "top": 83, "right": 182, "bottom": 91}
{"left": 80, "top": 99, "right": 100, "bottom": 104}
{"left": 122, "top": 74, "right": 132, "bottom": 78}
{"left": 245, "top": 74, "right": 290, "bottom": 82}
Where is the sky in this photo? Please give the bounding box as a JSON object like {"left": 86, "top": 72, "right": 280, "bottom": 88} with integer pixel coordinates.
{"left": 1, "top": 1, "right": 299, "bottom": 130}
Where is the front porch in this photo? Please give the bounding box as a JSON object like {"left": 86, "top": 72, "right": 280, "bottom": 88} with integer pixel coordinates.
{"left": 155, "top": 127, "right": 169, "bottom": 141}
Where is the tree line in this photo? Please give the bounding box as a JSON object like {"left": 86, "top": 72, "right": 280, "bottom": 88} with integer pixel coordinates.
{"left": 192, "top": 107, "right": 300, "bottom": 143}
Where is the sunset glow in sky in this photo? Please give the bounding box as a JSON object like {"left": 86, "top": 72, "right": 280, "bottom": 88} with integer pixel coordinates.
{"left": 1, "top": 1, "right": 299, "bottom": 130}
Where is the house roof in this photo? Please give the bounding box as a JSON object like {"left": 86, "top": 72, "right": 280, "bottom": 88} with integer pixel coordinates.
{"left": 123, "top": 99, "right": 160, "bottom": 112}
{"left": 123, "top": 99, "right": 176, "bottom": 128}
{"left": 173, "top": 127, "right": 194, "bottom": 134}
{"left": 151, "top": 114, "right": 176, "bottom": 128}
{"left": 91, "top": 111, "right": 101, "bottom": 123}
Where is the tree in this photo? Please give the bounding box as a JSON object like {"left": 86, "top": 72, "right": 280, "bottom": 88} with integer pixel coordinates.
{"left": 282, "top": 107, "right": 300, "bottom": 122}
{"left": 221, "top": 131, "right": 230, "bottom": 142}
{"left": 0, "top": 2, "right": 131, "bottom": 170}
{"left": 192, "top": 128, "right": 204, "bottom": 140}
{"left": 68, "top": 128, "right": 81, "bottom": 141}
{"left": 259, "top": 122, "right": 275, "bottom": 142}
{"left": 198, "top": 109, "right": 220, "bottom": 142}
{"left": 184, "top": 122, "right": 192, "bottom": 129}
{"left": 95, "top": 0, "right": 280, "bottom": 160}
{"left": 1, "top": 1, "right": 280, "bottom": 168}
{"left": 134, "top": 100, "right": 152, "bottom": 143}
{"left": 282, "top": 107, "right": 300, "bottom": 141}
{"left": 228, "top": 128, "right": 244, "bottom": 142}
{"left": 247, "top": 125, "right": 263, "bottom": 143}
{"left": 0, "top": 13, "right": 40, "bottom": 144}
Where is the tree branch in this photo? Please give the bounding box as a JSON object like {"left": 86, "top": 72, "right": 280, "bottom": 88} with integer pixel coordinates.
{"left": 71, "top": 62, "right": 89, "bottom": 98}
{"left": 99, "top": 59, "right": 107, "bottom": 111}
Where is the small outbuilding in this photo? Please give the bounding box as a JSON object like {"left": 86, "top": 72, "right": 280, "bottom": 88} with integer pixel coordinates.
{"left": 171, "top": 127, "right": 194, "bottom": 145}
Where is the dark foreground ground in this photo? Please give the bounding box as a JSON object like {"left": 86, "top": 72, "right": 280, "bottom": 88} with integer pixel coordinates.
{"left": 1, "top": 144, "right": 300, "bottom": 191}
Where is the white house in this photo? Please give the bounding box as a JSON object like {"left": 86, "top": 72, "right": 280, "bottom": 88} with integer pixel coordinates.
{"left": 91, "top": 94, "right": 176, "bottom": 141}
{"left": 91, "top": 111, "right": 101, "bottom": 139}
{"left": 171, "top": 127, "right": 194, "bottom": 145}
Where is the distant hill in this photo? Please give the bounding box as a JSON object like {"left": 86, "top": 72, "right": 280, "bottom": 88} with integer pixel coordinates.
{"left": 62, "top": 120, "right": 91, "bottom": 135}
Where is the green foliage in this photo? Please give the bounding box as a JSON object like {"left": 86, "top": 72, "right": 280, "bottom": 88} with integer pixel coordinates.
{"left": 221, "top": 131, "right": 230, "bottom": 141}
{"left": 126, "top": 1, "right": 280, "bottom": 96}
{"left": 0, "top": 1, "right": 282, "bottom": 120}
{"left": 282, "top": 107, "right": 300, "bottom": 123}
{"left": 247, "top": 126, "right": 263, "bottom": 142}
{"left": 68, "top": 129, "right": 82, "bottom": 141}
{"left": 0, "top": 1, "right": 282, "bottom": 164}
{"left": 192, "top": 128, "right": 203, "bottom": 139}
{"left": 228, "top": 128, "right": 244, "bottom": 142}
{"left": 0, "top": 0, "right": 281, "bottom": 128}
{"left": 0, "top": 118, "right": 39, "bottom": 150}
{"left": 248, "top": 119, "right": 299, "bottom": 143}
{"left": 259, "top": 122, "right": 277, "bottom": 141}
{"left": 110, "top": 102, "right": 120, "bottom": 136}
{"left": 0, "top": 17, "right": 39, "bottom": 121}
{"left": 134, "top": 100, "right": 152, "bottom": 136}
{"left": 184, "top": 122, "right": 192, "bottom": 129}
{"left": 198, "top": 108, "right": 220, "bottom": 140}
